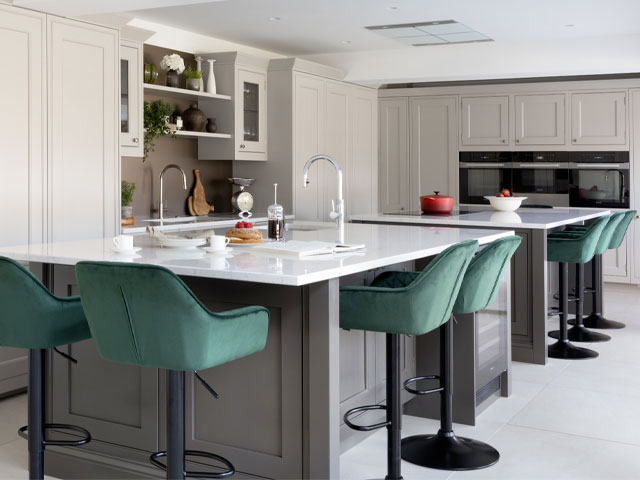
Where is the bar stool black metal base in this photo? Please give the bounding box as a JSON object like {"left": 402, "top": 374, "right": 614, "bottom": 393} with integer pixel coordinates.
{"left": 569, "top": 313, "right": 626, "bottom": 330}
{"left": 401, "top": 431, "right": 499, "bottom": 471}
{"left": 18, "top": 423, "right": 91, "bottom": 447}
{"left": 548, "top": 325, "right": 611, "bottom": 343}
{"left": 150, "top": 450, "right": 234, "bottom": 479}
{"left": 548, "top": 340, "right": 598, "bottom": 360}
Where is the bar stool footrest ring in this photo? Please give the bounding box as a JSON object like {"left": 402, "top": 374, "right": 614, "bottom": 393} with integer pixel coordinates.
{"left": 18, "top": 423, "right": 91, "bottom": 447}
{"left": 403, "top": 375, "right": 443, "bottom": 396}
{"left": 343, "top": 404, "right": 389, "bottom": 432}
{"left": 150, "top": 450, "right": 235, "bottom": 478}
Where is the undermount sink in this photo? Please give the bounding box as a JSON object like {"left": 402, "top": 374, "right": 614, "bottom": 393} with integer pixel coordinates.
{"left": 139, "top": 216, "right": 211, "bottom": 224}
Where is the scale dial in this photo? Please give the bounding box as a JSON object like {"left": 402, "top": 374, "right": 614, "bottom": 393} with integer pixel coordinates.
{"left": 234, "top": 190, "right": 254, "bottom": 212}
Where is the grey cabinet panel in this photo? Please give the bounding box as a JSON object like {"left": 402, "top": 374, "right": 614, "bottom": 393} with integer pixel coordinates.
{"left": 511, "top": 231, "right": 531, "bottom": 338}
{"left": 461, "top": 96, "right": 509, "bottom": 146}
{"left": 515, "top": 94, "right": 566, "bottom": 145}
{"left": 378, "top": 97, "right": 409, "bottom": 213}
{"left": 571, "top": 91, "right": 626, "bottom": 145}
{"left": 0, "top": 347, "right": 27, "bottom": 397}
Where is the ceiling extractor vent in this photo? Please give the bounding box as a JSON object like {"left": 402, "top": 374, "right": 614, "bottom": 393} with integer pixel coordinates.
{"left": 366, "top": 20, "right": 492, "bottom": 46}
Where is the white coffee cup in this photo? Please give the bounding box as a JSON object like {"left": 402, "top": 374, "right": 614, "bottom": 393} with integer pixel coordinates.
{"left": 209, "top": 235, "right": 230, "bottom": 252}
{"left": 113, "top": 235, "right": 134, "bottom": 251}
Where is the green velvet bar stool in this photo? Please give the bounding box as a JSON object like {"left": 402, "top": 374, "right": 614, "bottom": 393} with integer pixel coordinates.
{"left": 546, "top": 215, "right": 609, "bottom": 359}
{"left": 549, "top": 212, "right": 623, "bottom": 342}
{"left": 565, "top": 210, "right": 636, "bottom": 330}
{"left": 0, "top": 257, "right": 92, "bottom": 480}
{"left": 75, "top": 261, "right": 269, "bottom": 480}
{"left": 341, "top": 240, "right": 479, "bottom": 480}
{"left": 402, "top": 236, "right": 521, "bottom": 471}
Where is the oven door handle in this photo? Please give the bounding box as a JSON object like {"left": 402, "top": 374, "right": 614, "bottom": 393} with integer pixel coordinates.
{"left": 570, "top": 163, "right": 630, "bottom": 169}
{"left": 513, "top": 163, "right": 568, "bottom": 169}
{"left": 459, "top": 162, "right": 506, "bottom": 168}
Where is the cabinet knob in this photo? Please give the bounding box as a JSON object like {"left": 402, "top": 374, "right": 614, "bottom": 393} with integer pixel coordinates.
{"left": 516, "top": 139, "right": 520, "bottom": 143}
{"left": 501, "top": 139, "right": 506, "bottom": 143}
{"left": 573, "top": 139, "right": 577, "bottom": 143}
{"left": 132, "top": 138, "right": 139, "bottom": 143}
{"left": 240, "top": 144, "right": 246, "bottom": 149}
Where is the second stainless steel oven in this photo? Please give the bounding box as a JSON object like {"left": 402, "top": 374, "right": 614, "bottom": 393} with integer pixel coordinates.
{"left": 511, "top": 152, "right": 570, "bottom": 207}
{"left": 459, "top": 152, "right": 512, "bottom": 205}
{"left": 569, "top": 152, "right": 630, "bottom": 208}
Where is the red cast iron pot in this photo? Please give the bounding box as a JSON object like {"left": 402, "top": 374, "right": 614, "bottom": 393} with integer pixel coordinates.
{"left": 420, "top": 191, "right": 454, "bottom": 214}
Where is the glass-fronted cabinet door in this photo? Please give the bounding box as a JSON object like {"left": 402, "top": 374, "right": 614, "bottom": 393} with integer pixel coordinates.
{"left": 120, "top": 40, "right": 143, "bottom": 157}
{"left": 236, "top": 68, "right": 267, "bottom": 159}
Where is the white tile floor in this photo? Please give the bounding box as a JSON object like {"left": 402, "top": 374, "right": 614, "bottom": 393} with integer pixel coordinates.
{"left": 341, "top": 283, "right": 640, "bottom": 480}
{"left": 0, "top": 284, "right": 638, "bottom": 479}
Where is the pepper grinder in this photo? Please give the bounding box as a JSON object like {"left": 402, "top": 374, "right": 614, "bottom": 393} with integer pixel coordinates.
{"left": 268, "top": 183, "right": 284, "bottom": 240}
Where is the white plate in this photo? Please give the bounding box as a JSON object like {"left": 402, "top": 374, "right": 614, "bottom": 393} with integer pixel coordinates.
{"left": 201, "top": 246, "right": 234, "bottom": 254}
{"left": 155, "top": 238, "right": 206, "bottom": 248}
{"left": 111, "top": 247, "right": 142, "bottom": 255}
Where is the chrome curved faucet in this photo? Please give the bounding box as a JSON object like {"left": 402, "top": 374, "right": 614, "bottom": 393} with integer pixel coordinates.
{"left": 159, "top": 164, "right": 187, "bottom": 223}
{"left": 303, "top": 154, "right": 344, "bottom": 243}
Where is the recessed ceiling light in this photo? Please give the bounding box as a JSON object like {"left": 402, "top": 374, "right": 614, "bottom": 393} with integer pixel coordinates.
{"left": 269, "top": 17, "right": 281, "bottom": 21}
{"left": 341, "top": 40, "right": 352, "bottom": 44}
{"left": 565, "top": 24, "right": 575, "bottom": 27}
{"left": 387, "top": 6, "right": 399, "bottom": 10}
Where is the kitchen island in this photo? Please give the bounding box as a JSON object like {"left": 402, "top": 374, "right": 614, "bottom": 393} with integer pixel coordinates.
{"left": 352, "top": 207, "right": 611, "bottom": 365}
{"left": 0, "top": 222, "right": 512, "bottom": 480}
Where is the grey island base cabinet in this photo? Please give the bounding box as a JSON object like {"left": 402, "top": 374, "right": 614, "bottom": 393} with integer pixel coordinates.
{"left": 0, "top": 223, "right": 512, "bottom": 479}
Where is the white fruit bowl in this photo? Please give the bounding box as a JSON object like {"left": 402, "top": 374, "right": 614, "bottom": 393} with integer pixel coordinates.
{"left": 484, "top": 196, "right": 527, "bottom": 212}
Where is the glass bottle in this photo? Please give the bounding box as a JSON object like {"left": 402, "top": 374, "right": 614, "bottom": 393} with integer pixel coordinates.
{"left": 268, "top": 183, "right": 284, "bottom": 240}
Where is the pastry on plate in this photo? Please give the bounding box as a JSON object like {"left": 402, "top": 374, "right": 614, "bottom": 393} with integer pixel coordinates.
{"left": 225, "top": 221, "right": 263, "bottom": 244}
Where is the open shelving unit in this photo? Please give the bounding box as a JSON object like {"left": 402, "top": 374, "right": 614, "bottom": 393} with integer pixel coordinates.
{"left": 173, "top": 130, "right": 231, "bottom": 139}
{"left": 144, "top": 83, "right": 231, "bottom": 101}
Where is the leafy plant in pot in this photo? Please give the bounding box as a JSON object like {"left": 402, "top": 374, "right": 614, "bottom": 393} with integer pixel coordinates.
{"left": 143, "top": 100, "right": 175, "bottom": 161}
{"left": 121, "top": 180, "right": 136, "bottom": 225}
{"left": 182, "top": 66, "right": 202, "bottom": 91}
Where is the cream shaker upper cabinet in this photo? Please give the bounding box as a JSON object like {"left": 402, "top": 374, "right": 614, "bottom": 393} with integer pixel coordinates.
{"left": 48, "top": 17, "right": 119, "bottom": 242}
{"left": 410, "top": 96, "right": 457, "bottom": 211}
{"left": 461, "top": 96, "right": 509, "bottom": 146}
{"left": 571, "top": 92, "right": 627, "bottom": 146}
{"left": 120, "top": 40, "right": 143, "bottom": 157}
{"left": 515, "top": 94, "right": 565, "bottom": 145}
{"left": 198, "top": 52, "right": 269, "bottom": 161}
{"left": 0, "top": 5, "right": 46, "bottom": 247}
{"left": 324, "top": 81, "right": 349, "bottom": 221}
{"left": 379, "top": 98, "right": 409, "bottom": 213}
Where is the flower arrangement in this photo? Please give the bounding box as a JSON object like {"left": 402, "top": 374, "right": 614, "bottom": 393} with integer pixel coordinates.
{"left": 159, "top": 54, "right": 185, "bottom": 73}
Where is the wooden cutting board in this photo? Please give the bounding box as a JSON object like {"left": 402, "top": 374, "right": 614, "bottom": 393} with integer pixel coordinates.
{"left": 191, "top": 169, "right": 214, "bottom": 216}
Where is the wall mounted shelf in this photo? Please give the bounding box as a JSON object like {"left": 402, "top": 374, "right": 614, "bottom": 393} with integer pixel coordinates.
{"left": 144, "top": 83, "right": 231, "bottom": 101}
{"left": 174, "top": 130, "right": 231, "bottom": 139}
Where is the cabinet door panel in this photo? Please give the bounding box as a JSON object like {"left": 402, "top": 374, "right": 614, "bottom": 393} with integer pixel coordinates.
{"left": 120, "top": 40, "right": 143, "bottom": 156}
{"left": 378, "top": 98, "right": 409, "bottom": 213}
{"left": 603, "top": 238, "right": 628, "bottom": 278}
{"left": 294, "top": 74, "right": 324, "bottom": 221}
{"left": 571, "top": 92, "right": 626, "bottom": 145}
{"left": 515, "top": 94, "right": 565, "bottom": 145}
{"left": 48, "top": 17, "right": 119, "bottom": 242}
{"left": 0, "top": 6, "right": 45, "bottom": 247}
{"left": 461, "top": 96, "right": 508, "bottom": 146}
{"left": 324, "top": 81, "right": 349, "bottom": 221}
{"left": 349, "top": 88, "right": 377, "bottom": 217}
{"left": 410, "top": 96, "right": 457, "bottom": 211}
{"left": 237, "top": 68, "right": 267, "bottom": 156}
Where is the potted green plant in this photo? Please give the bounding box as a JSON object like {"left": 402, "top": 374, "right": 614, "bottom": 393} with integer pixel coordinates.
{"left": 143, "top": 100, "right": 175, "bottom": 161}
{"left": 121, "top": 180, "right": 136, "bottom": 225}
{"left": 183, "top": 66, "right": 202, "bottom": 91}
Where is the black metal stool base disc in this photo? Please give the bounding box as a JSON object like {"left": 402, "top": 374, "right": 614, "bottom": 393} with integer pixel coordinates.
{"left": 568, "top": 314, "right": 626, "bottom": 330}
{"left": 401, "top": 433, "right": 499, "bottom": 471}
{"left": 548, "top": 325, "right": 611, "bottom": 343}
{"left": 548, "top": 341, "right": 598, "bottom": 360}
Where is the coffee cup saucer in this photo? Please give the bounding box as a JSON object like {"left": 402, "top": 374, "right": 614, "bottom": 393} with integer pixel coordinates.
{"left": 201, "top": 246, "right": 234, "bottom": 254}
{"left": 111, "top": 247, "right": 142, "bottom": 255}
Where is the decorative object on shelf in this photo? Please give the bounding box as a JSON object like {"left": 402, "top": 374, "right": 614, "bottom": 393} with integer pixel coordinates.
{"left": 228, "top": 177, "right": 255, "bottom": 218}
{"left": 206, "top": 59, "right": 217, "bottom": 94}
{"left": 195, "top": 55, "right": 204, "bottom": 92}
{"left": 143, "top": 64, "right": 158, "bottom": 84}
{"left": 183, "top": 66, "right": 202, "bottom": 91}
{"left": 160, "top": 53, "right": 185, "bottom": 88}
{"left": 205, "top": 118, "right": 217, "bottom": 133}
{"left": 121, "top": 180, "right": 136, "bottom": 226}
{"left": 143, "top": 100, "right": 176, "bottom": 161}
{"left": 187, "top": 169, "right": 214, "bottom": 216}
{"left": 182, "top": 103, "right": 205, "bottom": 132}
{"left": 175, "top": 116, "right": 183, "bottom": 131}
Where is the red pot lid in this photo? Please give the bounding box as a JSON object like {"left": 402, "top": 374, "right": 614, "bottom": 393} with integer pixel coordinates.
{"left": 423, "top": 191, "right": 453, "bottom": 200}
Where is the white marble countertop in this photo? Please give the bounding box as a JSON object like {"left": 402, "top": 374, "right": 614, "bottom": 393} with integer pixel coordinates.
{"left": 122, "top": 214, "right": 295, "bottom": 235}
{"left": 351, "top": 207, "right": 611, "bottom": 230}
{"left": 0, "top": 222, "right": 513, "bottom": 287}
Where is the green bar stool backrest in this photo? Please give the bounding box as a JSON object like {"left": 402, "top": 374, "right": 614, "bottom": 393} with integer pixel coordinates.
{"left": 75, "top": 262, "right": 269, "bottom": 372}
{"left": 608, "top": 210, "right": 636, "bottom": 250}
{"left": 340, "top": 240, "right": 479, "bottom": 336}
{"left": 547, "top": 215, "right": 609, "bottom": 264}
{"left": 453, "top": 236, "right": 522, "bottom": 315}
{"left": 0, "top": 257, "right": 90, "bottom": 349}
{"left": 593, "top": 212, "right": 624, "bottom": 255}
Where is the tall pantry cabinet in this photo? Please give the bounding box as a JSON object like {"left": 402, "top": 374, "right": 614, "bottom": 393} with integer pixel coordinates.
{"left": 239, "top": 58, "right": 377, "bottom": 221}
{"left": 0, "top": 5, "right": 119, "bottom": 246}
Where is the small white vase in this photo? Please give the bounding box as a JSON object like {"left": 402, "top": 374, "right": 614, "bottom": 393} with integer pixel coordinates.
{"left": 195, "top": 56, "right": 204, "bottom": 92}
{"left": 206, "top": 59, "right": 217, "bottom": 95}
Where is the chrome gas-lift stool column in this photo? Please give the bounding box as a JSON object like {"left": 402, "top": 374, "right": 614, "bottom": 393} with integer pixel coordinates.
{"left": 75, "top": 261, "right": 269, "bottom": 480}
{"left": 401, "top": 236, "right": 521, "bottom": 471}
{"left": 340, "top": 240, "right": 479, "bottom": 479}
{"left": 0, "top": 257, "right": 92, "bottom": 480}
